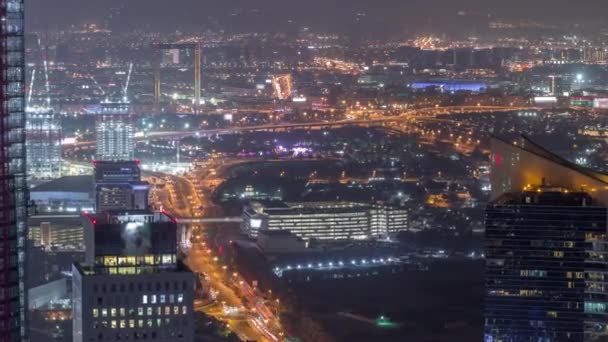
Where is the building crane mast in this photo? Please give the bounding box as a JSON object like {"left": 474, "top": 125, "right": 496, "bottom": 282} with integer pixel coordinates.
{"left": 27, "top": 67, "right": 36, "bottom": 107}
{"left": 123, "top": 62, "right": 133, "bottom": 102}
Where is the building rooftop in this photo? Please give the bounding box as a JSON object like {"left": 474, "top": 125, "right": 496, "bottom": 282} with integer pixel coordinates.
{"left": 73, "top": 260, "right": 193, "bottom": 276}
{"left": 32, "top": 175, "right": 93, "bottom": 194}
{"left": 491, "top": 134, "right": 608, "bottom": 205}
{"left": 493, "top": 189, "right": 595, "bottom": 207}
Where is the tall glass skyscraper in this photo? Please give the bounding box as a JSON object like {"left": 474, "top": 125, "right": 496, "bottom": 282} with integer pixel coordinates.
{"left": 486, "top": 135, "right": 608, "bottom": 342}
{"left": 485, "top": 189, "right": 606, "bottom": 342}
{"left": 0, "top": 0, "right": 27, "bottom": 340}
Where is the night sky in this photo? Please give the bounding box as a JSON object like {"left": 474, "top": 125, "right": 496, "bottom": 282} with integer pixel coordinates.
{"left": 26, "top": 0, "right": 607, "bottom": 34}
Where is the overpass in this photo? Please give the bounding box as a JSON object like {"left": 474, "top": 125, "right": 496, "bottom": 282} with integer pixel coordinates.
{"left": 63, "top": 105, "right": 536, "bottom": 153}
{"left": 31, "top": 214, "right": 243, "bottom": 224}
{"left": 176, "top": 217, "right": 242, "bottom": 224}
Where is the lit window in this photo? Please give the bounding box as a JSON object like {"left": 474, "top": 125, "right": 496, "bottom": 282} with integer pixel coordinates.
{"left": 169, "top": 294, "right": 174, "bottom": 303}
{"left": 552, "top": 251, "right": 564, "bottom": 258}
{"left": 173, "top": 306, "right": 179, "bottom": 315}
{"left": 547, "top": 311, "right": 558, "bottom": 318}
{"left": 142, "top": 295, "right": 148, "bottom": 304}
{"left": 111, "top": 308, "right": 117, "bottom": 317}
{"left": 165, "top": 306, "right": 170, "bottom": 315}
{"left": 162, "top": 254, "right": 173, "bottom": 264}
{"left": 147, "top": 307, "right": 153, "bottom": 316}
{"left": 182, "top": 306, "right": 187, "bottom": 315}
{"left": 160, "top": 295, "right": 166, "bottom": 304}
{"left": 102, "top": 308, "right": 108, "bottom": 318}
{"left": 138, "top": 319, "right": 143, "bottom": 328}
{"left": 147, "top": 319, "right": 153, "bottom": 328}
{"left": 177, "top": 294, "right": 183, "bottom": 303}
{"left": 144, "top": 255, "right": 154, "bottom": 265}
{"left": 156, "top": 318, "right": 162, "bottom": 327}
{"left": 151, "top": 295, "right": 157, "bottom": 304}
{"left": 93, "top": 308, "right": 99, "bottom": 318}
{"left": 585, "top": 302, "right": 607, "bottom": 313}
{"left": 104, "top": 256, "right": 117, "bottom": 266}
{"left": 120, "top": 320, "right": 126, "bottom": 329}
{"left": 138, "top": 307, "right": 143, "bottom": 316}
{"left": 157, "top": 307, "right": 161, "bottom": 315}
{"left": 129, "top": 320, "right": 135, "bottom": 328}
{"left": 119, "top": 308, "right": 125, "bottom": 317}
{"left": 111, "top": 320, "right": 117, "bottom": 329}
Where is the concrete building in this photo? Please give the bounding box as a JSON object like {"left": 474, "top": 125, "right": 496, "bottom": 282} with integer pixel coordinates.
{"left": 28, "top": 214, "right": 85, "bottom": 251}
{"left": 73, "top": 210, "right": 195, "bottom": 342}
{"left": 95, "top": 101, "right": 134, "bottom": 162}
{"left": 30, "top": 175, "right": 94, "bottom": 213}
{"left": 242, "top": 201, "right": 408, "bottom": 240}
{"left": 94, "top": 161, "right": 149, "bottom": 212}
{"left": 26, "top": 106, "right": 62, "bottom": 181}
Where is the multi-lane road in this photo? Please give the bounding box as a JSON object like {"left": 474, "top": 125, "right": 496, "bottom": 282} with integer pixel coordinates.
{"left": 148, "top": 165, "right": 286, "bottom": 342}
{"left": 63, "top": 105, "right": 534, "bottom": 155}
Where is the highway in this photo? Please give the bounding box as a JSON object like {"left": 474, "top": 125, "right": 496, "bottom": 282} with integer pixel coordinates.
{"left": 63, "top": 105, "right": 534, "bottom": 154}
{"left": 148, "top": 166, "right": 286, "bottom": 342}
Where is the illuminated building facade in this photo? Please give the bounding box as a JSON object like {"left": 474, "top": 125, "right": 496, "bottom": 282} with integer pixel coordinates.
{"left": 94, "top": 161, "right": 149, "bottom": 213}
{"left": 486, "top": 136, "right": 608, "bottom": 341}
{"left": 485, "top": 188, "right": 605, "bottom": 341}
{"left": 25, "top": 107, "right": 62, "bottom": 180}
{"left": 271, "top": 74, "right": 293, "bottom": 100}
{"left": 73, "top": 210, "right": 195, "bottom": 342}
{"left": 242, "top": 201, "right": 408, "bottom": 240}
{"left": 95, "top": 102, "right": 134, "bottom": 162}
{"left": 0, "top": 0, "right": 27, "bottom": 340}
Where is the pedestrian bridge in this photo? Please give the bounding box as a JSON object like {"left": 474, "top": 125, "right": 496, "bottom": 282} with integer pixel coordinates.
{"left": 176, "top": 217, "right": 243, "bottom": 224}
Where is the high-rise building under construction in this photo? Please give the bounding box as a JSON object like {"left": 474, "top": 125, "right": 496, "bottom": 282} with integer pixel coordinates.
{"left": 26, "top": 106, "right": 62, "bottom": 180}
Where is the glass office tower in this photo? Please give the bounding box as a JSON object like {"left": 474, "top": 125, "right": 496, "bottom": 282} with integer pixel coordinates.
{"left": 0, "top": 0, "right": 27, "bottom": 340}
{"left": 485, "top": 189, "right": 606, "bottom": 342}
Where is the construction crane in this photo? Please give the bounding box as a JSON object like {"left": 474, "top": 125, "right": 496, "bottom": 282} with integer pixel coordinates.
{"left": 27, "top": 67, "right": 36, "bottom": 107}
{"left": 123, "top": 62, "right": 133, "bottom": 102}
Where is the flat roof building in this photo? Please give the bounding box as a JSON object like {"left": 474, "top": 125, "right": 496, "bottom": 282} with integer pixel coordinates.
{"left": 94, "top": 161, "right": 150, "bottom": 213}
{"left": 73, "top": 210, "right": 195, "bottom": 342}
{"left": 242, "top": 201, "right": 408, "bottom": 240}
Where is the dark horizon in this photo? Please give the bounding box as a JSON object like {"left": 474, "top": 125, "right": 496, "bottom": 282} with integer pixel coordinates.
{"left": 26, "top": 0, "right": 608, "bottom": 36}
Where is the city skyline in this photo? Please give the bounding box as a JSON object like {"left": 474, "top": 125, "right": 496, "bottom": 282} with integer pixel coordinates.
{"left": 16, "top": 1, "right": 608, "bottom": 341}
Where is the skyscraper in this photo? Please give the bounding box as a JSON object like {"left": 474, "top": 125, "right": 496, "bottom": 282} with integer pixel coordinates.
{"left": 485, "top": 136, "right": 608, "bottom": 341}
{"left": 95, "top": 101, "right": 134, "bottom": 162}
{"left": 485, "top": 188, "right": 605, "bottom": 341}
{"left": 0, "top": 0, "right": 27, "bottom": 340}
{"left": 26, "top": 106, "right": 62, "bottom": 181}
{"left": 72, "top": 210, "right": 195, "bottom": 342}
